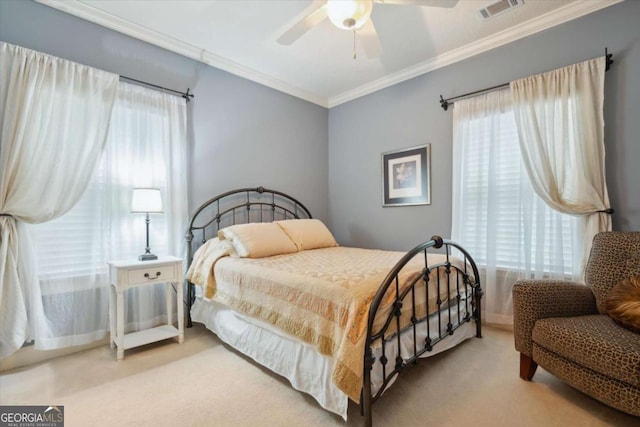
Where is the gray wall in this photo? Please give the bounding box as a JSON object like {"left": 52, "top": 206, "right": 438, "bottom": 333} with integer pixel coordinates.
{"left": 2, "top": 0, "right": 638, "bottom": 251}
{"left": 0, "top": 0, "right": 329, "bottom": 222}
{"left": 329, "top": 0, "right": 640, "bottom": 250}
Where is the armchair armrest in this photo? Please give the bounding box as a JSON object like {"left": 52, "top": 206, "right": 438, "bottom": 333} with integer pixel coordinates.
{"left": 512, "top": 280, "right": 597, "bottom": 356}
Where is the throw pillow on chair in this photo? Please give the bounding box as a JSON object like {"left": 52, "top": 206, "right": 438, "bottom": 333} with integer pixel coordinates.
{"left": 605, "top": 275, "right": 640, "bottom": 333}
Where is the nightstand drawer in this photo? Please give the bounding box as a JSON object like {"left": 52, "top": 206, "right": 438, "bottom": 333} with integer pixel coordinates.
{"left": 128, "top": 265, "right": 176, "bottom": 284}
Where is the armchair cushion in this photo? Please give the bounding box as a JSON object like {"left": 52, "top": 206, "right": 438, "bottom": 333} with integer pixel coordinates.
{"left": 605, "top": 276, "right": 640, "bottom": 333}
{"left": 532, "top": 315, "right": 640, "bottom": 387}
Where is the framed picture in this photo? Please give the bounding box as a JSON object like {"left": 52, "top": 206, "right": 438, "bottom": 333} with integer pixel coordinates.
{"left": 382, "top": 144, "right": 431, "bottom": 207}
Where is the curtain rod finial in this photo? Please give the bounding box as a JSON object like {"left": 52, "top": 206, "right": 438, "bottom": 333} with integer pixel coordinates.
{"left": 439, "top": 95, "right": 449, "bottom": 111}
{"left": 182, "top": 88, "right": 195, "bottom": 103}
{"left": 605, "top": 47, "right": 614, "bottom": 71}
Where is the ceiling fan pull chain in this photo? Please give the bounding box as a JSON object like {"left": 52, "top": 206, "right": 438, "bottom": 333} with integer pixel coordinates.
{"left": 353, "top": 29, "right": 357, "bottom": 60}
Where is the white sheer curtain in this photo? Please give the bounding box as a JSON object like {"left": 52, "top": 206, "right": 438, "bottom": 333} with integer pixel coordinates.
{"left": 28, "top": 81, "right": 188, "bottom": 350}
{"left": 452, "top": 89, "right": 581, "bottom": 325}
{"left": 0, "top": 42, "right": 119, "bottom": 357}
{"left": 510, "top": 56, "right": 611, "bottom": 272}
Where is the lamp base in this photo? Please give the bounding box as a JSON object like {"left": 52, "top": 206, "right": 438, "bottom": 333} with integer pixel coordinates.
{"left": 138, "top": 253, "right": 158, "bottom": 261}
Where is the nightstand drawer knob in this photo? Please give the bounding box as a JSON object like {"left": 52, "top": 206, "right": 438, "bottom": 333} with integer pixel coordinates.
{"left": 144, "top": 271, "right": 162, "bottom": 280}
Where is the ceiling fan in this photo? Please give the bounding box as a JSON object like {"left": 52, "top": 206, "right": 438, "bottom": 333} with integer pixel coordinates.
{"left": 277, "top": 0, "right": 459, "bottom": 59}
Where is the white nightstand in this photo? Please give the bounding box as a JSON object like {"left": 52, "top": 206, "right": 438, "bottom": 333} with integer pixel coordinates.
{"left": 107, "top": 256, "right": 184, "bottom": 360}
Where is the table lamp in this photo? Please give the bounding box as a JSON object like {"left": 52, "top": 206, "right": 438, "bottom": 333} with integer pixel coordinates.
{"left": 131, "top": 188, "right": 163, "bottom": 261}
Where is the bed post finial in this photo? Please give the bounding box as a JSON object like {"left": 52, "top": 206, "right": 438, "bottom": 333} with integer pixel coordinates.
{"left": 431, "top": 235, "right": 444, "bottom": 248}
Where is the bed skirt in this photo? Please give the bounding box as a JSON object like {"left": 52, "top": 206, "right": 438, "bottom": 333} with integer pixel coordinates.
{"left": 192, "top": 297, "right": 476, "bottom": 420}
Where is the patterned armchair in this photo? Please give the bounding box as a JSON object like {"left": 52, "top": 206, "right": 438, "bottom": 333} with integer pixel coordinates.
{"left": 512, "top": 231, "right": 640, "bottom": 416}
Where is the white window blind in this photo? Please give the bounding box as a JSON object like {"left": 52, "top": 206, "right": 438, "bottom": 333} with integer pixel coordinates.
{"left": 31, "top": 103, "right": 171, "bottom": 289}
{"left": 33, "top": 167, "right": 108, "bottom": 282}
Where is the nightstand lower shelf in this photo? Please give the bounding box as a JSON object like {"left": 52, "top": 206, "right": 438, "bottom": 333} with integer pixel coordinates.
{"left": 122, "top": 325, "right": 181, "bottom": 350}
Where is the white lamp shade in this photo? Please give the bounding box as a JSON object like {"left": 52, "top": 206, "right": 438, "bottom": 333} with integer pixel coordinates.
{"left": 131, "top": 188, "right": 163, "bottom": 213}
{"left": 327, "top": 0, "right": 373, "bottom": 30}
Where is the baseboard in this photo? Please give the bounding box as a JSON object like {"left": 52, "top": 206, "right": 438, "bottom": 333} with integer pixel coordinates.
{"left": 0, "top": 337, "right": 110, "bottom": 372}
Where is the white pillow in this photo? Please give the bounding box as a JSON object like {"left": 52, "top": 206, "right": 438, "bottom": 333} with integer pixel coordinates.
{"left": 276, "top": 219, "right": 338, "bottom": 251}
{"left": 218, "top": 222, "right": 298, "bottom": 258}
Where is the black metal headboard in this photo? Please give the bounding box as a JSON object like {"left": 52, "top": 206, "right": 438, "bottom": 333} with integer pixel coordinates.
{"left": 186, "top": 186, "right": 312, "bottom": 253}
{"left": 185, "top": 186, "right": 312, "bottom": 325}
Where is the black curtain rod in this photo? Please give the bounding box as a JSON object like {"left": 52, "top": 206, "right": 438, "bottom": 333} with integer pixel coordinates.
{"left": 439, "top": 48, "right": 613, "bottom": 111}
{"left": 119, "top": 75, "right": 194, "bottom": 102}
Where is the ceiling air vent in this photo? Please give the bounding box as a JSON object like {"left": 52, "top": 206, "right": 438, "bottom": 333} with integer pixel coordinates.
{"left": 478, "top": 0, "right": 524, "bottom": 21}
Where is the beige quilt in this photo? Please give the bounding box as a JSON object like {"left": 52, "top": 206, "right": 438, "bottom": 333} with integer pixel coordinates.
{"left": 187, "top": 243, "right": 469, "bottom": 402}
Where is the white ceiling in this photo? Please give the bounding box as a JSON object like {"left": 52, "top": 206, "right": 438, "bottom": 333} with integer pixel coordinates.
{"left": 38, "top": 0, "right": 622, "bottom": 107}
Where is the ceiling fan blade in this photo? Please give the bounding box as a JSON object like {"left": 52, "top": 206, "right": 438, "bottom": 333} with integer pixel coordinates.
{"left": 374, "top": 0, "right": 459, "bottom": 7}
{"left": 277, "top": 0, "right": 328, "bottom": 45}
{"left": 359, "top": 19, "right": 382, "bottom": 59}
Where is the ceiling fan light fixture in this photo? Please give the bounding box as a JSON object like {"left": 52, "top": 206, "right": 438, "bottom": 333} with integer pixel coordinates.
{"left": 327, "top": 0, "right": 373, "bottom": 30}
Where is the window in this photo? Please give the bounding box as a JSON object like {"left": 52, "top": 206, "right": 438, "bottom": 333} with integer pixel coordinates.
{"left": 27, "top": 82, "right": 187, "bottom": 349}
{"left": 452, "top": 89, "right": 582, "bottom": 325}
{"left": 31, "top": 105, "right": 171, "bottom": 291}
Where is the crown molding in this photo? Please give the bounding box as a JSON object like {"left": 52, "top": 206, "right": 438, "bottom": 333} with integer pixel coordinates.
{"left": 35, "top": 0, "right": 329, "bottom": 108}
{"left": 327, "top": 0, "right": 623, "bottom": 107}
{"left": 37, "top": 0, "right": 621, "bottom": 110}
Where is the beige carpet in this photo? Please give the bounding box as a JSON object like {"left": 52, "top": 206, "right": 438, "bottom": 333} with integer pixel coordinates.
{"left": 0, "top": 324, "right": 637, "bottom": 427}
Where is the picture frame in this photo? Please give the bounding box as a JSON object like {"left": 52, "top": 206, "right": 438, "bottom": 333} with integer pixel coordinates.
{"left": 382, "top": 144, "right": 431, "bottom": 207}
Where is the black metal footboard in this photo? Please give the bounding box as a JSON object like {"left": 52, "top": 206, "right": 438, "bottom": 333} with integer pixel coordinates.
{"left": 361, "top": 236, "right": 483, "bottom": 427}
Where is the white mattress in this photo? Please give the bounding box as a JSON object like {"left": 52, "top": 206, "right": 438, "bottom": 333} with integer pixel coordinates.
{"left": 191, "top": 296, "right": 476, "bottom": 421}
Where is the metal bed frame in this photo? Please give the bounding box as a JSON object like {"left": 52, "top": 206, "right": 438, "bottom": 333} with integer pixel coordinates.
{"left": 185, "top": 186, "right": 483, "bottom": 427}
